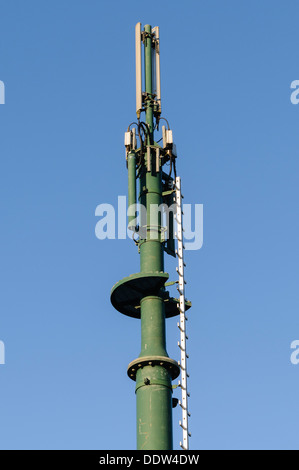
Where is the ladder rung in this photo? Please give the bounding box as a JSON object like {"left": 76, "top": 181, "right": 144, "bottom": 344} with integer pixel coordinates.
{"left": 176, "top": 268, "right": 185, "bottom": 277}
{"left": 179, "top": 401, "right": 187, "bottom": 411}
{"left": 175, "top": 250, "right": 183, "bottom": 259}
{"left": 179, "top": 421, "right": 188, "bottom": 431}
{"left": 180, "top": 364, "right": 187, "bottom": 372}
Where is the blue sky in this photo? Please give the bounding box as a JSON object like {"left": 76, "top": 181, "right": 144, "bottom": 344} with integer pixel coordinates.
{"left": 0, "top": 0, "right": 299, "bottom": 450}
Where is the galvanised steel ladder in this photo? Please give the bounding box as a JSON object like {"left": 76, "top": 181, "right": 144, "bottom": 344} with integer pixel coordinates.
{"left": 175, "top": 176, "right": 191, "bottom": 450}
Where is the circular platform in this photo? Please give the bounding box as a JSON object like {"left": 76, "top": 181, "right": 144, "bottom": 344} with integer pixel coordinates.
{"left": 111, "top": 272, "right": 191, "bottom": 319}
{"left": 111, "top": 272, "right": 168, "bottom": 319}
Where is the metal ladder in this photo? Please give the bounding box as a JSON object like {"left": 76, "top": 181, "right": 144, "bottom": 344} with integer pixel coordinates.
{"left": 175, "top": 176, "right": 191, "bottom": 450}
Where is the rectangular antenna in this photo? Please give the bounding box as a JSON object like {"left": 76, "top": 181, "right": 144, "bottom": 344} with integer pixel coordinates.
{"left": 135, "top": 22, "right": 142, "bottom": 118}
{"left": 152, "top": 26, "right": 161, "bottom": 113}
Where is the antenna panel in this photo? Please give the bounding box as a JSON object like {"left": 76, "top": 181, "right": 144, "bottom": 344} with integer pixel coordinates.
{"left": 152, "top": 26, "right": 161, "bottom": 113}
{"left": 135, "top": 22, "right": 142, "bottom": 117}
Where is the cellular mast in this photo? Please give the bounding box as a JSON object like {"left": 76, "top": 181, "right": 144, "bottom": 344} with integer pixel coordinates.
{"left": 111, "top": 23, "right": 191, "bottom": 450}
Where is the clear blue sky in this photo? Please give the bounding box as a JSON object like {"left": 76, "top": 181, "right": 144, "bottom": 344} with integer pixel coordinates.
{"left": 0, "top": 0, "right": 299, "bottom": 450}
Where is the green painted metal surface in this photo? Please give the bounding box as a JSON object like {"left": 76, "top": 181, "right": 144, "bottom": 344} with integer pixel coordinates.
{"left": 136, "top": 366, "right": 173, "bottom": 450}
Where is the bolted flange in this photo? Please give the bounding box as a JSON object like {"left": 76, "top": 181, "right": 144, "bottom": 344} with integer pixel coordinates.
{"left": 127, "top": 355, "right": 180, "bottom": 382}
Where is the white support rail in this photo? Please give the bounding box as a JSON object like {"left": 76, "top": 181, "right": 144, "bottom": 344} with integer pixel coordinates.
{"left": 175, "top": 176, "right": 191, "bottom": 450}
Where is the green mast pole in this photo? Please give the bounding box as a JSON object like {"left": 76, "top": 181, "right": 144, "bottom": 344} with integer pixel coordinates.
{"left": 135, "top": 24, "right": 173, "bottom": 450}
{"left": 111, "top": 23, "right": 182, "bottom": 450}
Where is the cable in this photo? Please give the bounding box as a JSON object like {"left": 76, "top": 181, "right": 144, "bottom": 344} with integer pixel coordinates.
{"left": 159, "top": 117, "right": 170, "bottom": 130}
{"left": 127, "top": 122, "right": 139, "bottom": 131}
{"left": 168, "top": 156, "right": 173, "bottom": 178}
